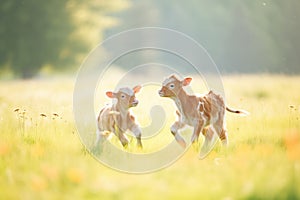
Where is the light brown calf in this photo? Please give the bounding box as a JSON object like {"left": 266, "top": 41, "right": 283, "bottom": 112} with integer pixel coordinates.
{"left": 158, "top": 75, "right": 248, "bottom": 149}
{"left": 95, "top": 86, "right": 143, "bottom": 149}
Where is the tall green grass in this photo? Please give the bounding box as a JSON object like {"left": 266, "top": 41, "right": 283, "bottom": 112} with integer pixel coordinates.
{"left": 0, "top": 75, "right": 299, "bottom": 199}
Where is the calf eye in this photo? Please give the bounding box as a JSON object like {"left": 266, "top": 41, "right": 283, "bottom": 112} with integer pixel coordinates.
{"left": 169, "top": 84, "right": 175, "bottom": 89}
{"left": 121, "top": 95, "right": 125, "bottom": 99}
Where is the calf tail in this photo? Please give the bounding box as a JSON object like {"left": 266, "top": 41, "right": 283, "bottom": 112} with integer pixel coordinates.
{"left": 226, "top": 106, "right": 249, "bottom": 116}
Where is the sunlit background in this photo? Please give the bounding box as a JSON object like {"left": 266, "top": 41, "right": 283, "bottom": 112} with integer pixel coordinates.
{"left": 0, "top": 1, "right": 300, "bottom": 199}
{"left": 1, "top": 0, "right": 300, "bottom": 78}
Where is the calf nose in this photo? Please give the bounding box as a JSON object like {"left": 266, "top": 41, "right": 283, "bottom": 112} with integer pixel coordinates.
{"left": 132, "top": 99, "right": 139, "bottom": 106}
{"left": 158, "top": 89, "right": 164, "bottom": 96}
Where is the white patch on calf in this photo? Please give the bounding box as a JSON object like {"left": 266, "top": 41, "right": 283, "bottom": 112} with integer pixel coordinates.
{"left": 119, "top": 87, "right": 134, "bottom": 96}
{"left": 162, "top": 77, "right": 176, "bottom": 86}
{"left": 197, "top": 101, "right": 204, "bottom": 115}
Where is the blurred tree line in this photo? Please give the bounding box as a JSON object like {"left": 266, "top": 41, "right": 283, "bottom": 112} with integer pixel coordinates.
{"left": 106, "top": 0, "right": 300, "bottom": 74}
{"left": 0, "top": 0, "right": 128, "bottom": 78}
{"left": 1, "top": 0, "right": 299, "bottom": 78}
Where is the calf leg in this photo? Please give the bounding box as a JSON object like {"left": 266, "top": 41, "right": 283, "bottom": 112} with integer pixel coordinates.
{"left": 220, "top": 129, "right": 228, "bottom": 146}
{"left": 191, "top": 119, "right": 205, "bottom": 144}
{"left": 202, "top": 126, "right": 218, "bottom": 148}
{"left": 199, "top": 125, "right": 218, "bottom": 159}
{"left": 170, "top": 121, "right": 186, "bottom": 148}
{"left": 118, "top": 132, "right": 129, "bottom": 147}
{"left": 130, "top": 124, "right": 143, "bottom": 148}
{"left": 93, "top": 129, "right": 106, "bottom": 154}
{"left": 95, "top": 129, "right": 105, "bottom": 146}
{"left": 213, "top": 123, "right": 228, "bottom": 146}
{"left": 212, "top": 113, "right": 228, "bottom": 146}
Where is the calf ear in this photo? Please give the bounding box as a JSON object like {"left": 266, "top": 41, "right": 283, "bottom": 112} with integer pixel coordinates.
{"left": 182, "top": 77, "right": 192, "bottom": 86}
{"left": 106, "top": 91, "right": 116, "bottom": 98}
{"left": 133, "top": 85, "right": 142, "bottom": 93}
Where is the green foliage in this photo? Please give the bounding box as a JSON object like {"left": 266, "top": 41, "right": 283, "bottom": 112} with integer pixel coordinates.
{"left": 1, "top": 1, "right": 299, "bottom": 77}
{"left": 108, "top": 0, "right": 300, "bottom": 74}
{"left": 0, "top": 0, "right": 129, "bottom": 78}
{"left": 0, "top": 0, "right": 75, "bottom": 78}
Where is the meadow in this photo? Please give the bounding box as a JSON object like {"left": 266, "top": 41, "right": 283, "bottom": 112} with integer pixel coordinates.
{"left": 0, "top": 74, "right": 300, "bottom": 199}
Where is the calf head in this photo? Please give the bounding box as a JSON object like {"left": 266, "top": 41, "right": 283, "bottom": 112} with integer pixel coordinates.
{"left": 106, "top": 85, "right": 142, "bottom": 108}
{"left": 158, "top": 75, "right": 192, "bottom": 98}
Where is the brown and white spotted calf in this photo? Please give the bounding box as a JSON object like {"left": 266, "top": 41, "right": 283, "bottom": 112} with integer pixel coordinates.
{"left": 158, "top": 75, "right": 248, "bottom": 149}
{"left": 95, "top": 85, "right": 143, "bottom": 149}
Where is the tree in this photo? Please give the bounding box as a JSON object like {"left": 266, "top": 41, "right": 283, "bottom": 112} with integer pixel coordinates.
{"left": 0, "top": 0, "right": 129, "bottom": 78}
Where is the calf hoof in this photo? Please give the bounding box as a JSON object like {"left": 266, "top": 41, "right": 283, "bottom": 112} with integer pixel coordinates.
{"left": 191, "top": 135, "right": 199, "bottom": 144}
{"left": 123, "top": 143, "right": 128, "bottom": 149}
{"left": 191, "top": 142, "right": 200, "bottom": 152}
{"left": 174, "top": 134, "right": 186, "bottom": 148}
{"left": 177, "top": 139, "right": 187, "bottom": 149}
{"left": 121, "top": 140, "right": 129, "bottom": 148}
{"left": 137, "top": 142, "right": 143, "bottom": 149}
{"left": 221, "top": 139, "right": 228, "bottom": 146}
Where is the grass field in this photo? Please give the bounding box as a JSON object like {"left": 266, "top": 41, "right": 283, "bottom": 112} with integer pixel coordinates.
{"left": 0, "top": 74, "right": 300, "bottom": 199}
